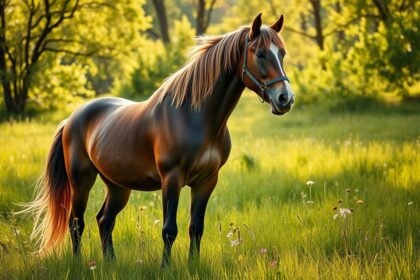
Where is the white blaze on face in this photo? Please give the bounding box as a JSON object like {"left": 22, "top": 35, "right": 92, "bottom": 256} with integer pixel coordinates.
{"left": 269, "top": 43, "right": 293, "bottom": 103}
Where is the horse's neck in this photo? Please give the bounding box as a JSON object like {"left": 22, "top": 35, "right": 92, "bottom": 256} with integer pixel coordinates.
{"left": 201, "top": 70, "right": 245, "bottom": 135}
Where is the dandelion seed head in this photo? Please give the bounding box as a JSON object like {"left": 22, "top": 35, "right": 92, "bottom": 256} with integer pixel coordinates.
{"left": 339, "top": 208, "right": 351, "bottom": 218}
{"left": 408, "top": 201, "right": 414, "bottom": 205}
{"left": 306, "top": 180, "right": 314, "bottom": 186}
{"left": 230, "top": 239, "right": 241, "bottom": 247}
{"left": 357, "top": 200, "right": 364, "bottom": 205}
{"left": 345, "top": 189, "right": 352, "bottom": 193}
{"left": 333, "top": 208, "right": 352, "bottom": 219}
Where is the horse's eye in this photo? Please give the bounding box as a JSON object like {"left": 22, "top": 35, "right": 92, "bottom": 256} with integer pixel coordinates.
{"left": 256, "top": 51, "right": 266, "bottom": 59}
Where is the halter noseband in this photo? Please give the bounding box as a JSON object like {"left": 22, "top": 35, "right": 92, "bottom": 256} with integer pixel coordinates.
{"left": 241, "top": 36, "right": 289, "bottom": 103}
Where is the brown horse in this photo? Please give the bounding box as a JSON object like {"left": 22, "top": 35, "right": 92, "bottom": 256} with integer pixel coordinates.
{"left": 25, "top": 13, "right": 294, "bottom": 267}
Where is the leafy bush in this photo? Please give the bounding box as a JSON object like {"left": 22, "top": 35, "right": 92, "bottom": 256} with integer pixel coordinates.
{"left": 119, "top": 16, "right": 195, "bottom": 99}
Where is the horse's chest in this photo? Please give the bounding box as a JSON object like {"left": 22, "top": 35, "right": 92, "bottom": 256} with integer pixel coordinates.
{"left": 192, "top": 147, "right": 222, "bottom": 172}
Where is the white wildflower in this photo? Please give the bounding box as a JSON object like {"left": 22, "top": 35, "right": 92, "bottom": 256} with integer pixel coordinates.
{"left": 230, "top": 239, "right": 241, "bottom": 247}
{"left": 333, "top": 208, "right": 352, "bottom": 220}
{"left": 339, "top": 208, "right": 351, "bottom": 218}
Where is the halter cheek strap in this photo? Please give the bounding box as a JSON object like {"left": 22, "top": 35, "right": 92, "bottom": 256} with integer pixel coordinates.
{"left": 242, "top": 36, "right": 290, "bottom": 102}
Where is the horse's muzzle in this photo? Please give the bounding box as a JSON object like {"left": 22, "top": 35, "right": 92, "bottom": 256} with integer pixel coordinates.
{"left": 269, "top": 91, "right": 294, "bottom": 115}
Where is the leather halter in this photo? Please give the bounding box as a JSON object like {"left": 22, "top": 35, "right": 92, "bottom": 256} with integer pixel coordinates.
{"left": 241, "top": 36, "right": 289, "bottom": 103}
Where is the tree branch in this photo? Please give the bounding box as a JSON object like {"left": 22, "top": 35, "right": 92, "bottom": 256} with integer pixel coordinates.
{"left": 30, "top": 0, "right": 52, "bottom": 64}
{"left": 269, "top": 0, "right": 316, "bottom": 40}
{"left": 44, "top": 38, "right": 86, "bottom": 45}
{"left": 324, "top": 14, "right": 382, "bottom": 38}
{"left": 204, "top": 0, "right": 216, "bottom": 31}
{"left": 24, "top": 0, "right": 36, "bottom": 68}
{"left": 372, "top": 0, "right": 389, "bottom": 21}
{"left": 43, "top": 47, "right": 111, "bottom": 59}
{"left": 284, "top": 26, "right": 316, "bottom": 39}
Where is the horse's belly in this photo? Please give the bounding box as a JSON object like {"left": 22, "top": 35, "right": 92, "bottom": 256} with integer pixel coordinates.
{"left": 127, "top": 175, "right": 162, "bottom": 191}
{"left": 99, "top": 165, "right": 162, "bottom": 191}
{"left": 90, "top": 145, "right": 161, "bottom": 190}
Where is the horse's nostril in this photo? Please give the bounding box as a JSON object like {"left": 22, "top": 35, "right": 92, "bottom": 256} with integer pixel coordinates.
{"left": 278, "top": 92, "right": 288, "bottom": 105}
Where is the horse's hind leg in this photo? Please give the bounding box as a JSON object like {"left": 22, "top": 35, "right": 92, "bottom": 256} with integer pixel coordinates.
{"left": 66, "top": 145, "right": 98, "bottom": 255}
{"left": 96, "top": 176, "right": 131, "bottom": 260}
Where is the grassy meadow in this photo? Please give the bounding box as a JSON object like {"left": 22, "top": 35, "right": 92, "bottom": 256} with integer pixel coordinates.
{"left": 0, "top": 93, "right": 419, "bottom": 279}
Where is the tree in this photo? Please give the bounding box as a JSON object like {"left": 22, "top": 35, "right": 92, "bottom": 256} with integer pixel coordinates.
{"left": 151, "top": 0, "right": 170, "bottom": 44}
{"left": 0, "top": 0, "right": 149, "bottom": 114}
{"left": 196, "top": 0, "right": 216, "bottom": 35}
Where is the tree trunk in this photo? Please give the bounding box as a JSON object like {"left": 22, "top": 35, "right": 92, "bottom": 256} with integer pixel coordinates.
{"left": 372, "top": 0, "right": 389, "bottom": 21}
{"left": 300, "top": 12, "right": 307, "bottom": 32}
{"left": 0, "top": 76, "right": 15, "bottom": 113}
{"left": 335, "top": 1, "right": 345, "bottom": 42}
{"left": 151, "top": 0, "right": 170, "bottom": 44}
{"left": 196, "top": 0, "right": 206, "bottom": 35}
{"left": 310, "top": 0, "right": 324, "bottom": 50}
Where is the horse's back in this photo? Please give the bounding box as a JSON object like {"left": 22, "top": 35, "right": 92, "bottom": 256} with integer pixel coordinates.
{"left": 63, "top": 97, "right": 160, "bottom": 189}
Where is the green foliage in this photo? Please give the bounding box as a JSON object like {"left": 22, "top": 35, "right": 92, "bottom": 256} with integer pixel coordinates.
{"left": 3, "top": 0, "right": 418, "bottom": 113}
{"left": 0, "top": 0, "right": 151, "bottom": 113}
{"left": 29, "top": 55, "right": 95, "bottom": 110}
{"left": 297, "top": 0, "right": 420, "bottom": 101}
{"left": 212, "top": 0, "right": 420, "bottom": 105}
{"left": 120, "top": 16, "right": 195, "bottom": 99}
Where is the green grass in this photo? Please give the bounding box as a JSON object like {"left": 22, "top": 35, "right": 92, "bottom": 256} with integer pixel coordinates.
{"left": 0, "top": 93, "right": 419, "bottom": 279}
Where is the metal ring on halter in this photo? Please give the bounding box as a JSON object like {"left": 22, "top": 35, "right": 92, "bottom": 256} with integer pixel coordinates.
{"left": 258, "top": 84, "right": 266, "bottom": 103}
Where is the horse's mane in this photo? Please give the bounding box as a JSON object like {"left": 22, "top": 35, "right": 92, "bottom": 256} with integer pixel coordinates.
{"left": 155, "top": 26, "right": 286, "bottom": 110}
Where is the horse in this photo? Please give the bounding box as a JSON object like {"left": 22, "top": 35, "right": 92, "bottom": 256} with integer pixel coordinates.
{"left": 24, "top": 13, "right": 294, "bottom": 267}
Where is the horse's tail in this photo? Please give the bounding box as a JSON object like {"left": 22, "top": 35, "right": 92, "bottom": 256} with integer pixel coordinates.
{"left": 22, "top": 123, "right": 71, "bottom": 254}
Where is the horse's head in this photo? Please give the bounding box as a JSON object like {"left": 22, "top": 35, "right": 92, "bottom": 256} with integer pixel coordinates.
{"left": 241, "top": 13, "right": 294, "bottom": 115}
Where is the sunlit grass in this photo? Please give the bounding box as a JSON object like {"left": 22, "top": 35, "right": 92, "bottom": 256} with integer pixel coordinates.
{"left": 0, "top": 94, "right": 419, "bottom": 279}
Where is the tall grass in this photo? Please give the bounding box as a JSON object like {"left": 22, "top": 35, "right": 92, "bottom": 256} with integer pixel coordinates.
{"left": 0, "top": 94, "right": 418, "bottom": 279}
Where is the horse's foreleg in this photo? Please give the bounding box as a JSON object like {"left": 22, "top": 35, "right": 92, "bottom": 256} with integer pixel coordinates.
{"left": 96, "top": 178, "right": 131, "bottom": 260}
{"left": 160, "top": 169, "right": 182, "bottom": 268}
{"left": 188, "top": 174, "right": 218, "bottom": 262}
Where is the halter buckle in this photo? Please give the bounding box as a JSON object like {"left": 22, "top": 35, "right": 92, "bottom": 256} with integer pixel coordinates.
{"left": 259, "top": 84, "right": 266, "bottom": 91}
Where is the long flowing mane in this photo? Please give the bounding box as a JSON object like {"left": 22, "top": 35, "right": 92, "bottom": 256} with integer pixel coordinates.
{"left": 155, "top": 26, "right": 286, "bottom": 110}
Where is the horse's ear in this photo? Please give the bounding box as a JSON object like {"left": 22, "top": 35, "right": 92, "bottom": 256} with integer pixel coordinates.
{"left": 270, "top": 14, "right": 284, "bottom": 33}
{"left": 249, "top": 13, "right": 262, "bottom": 39}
